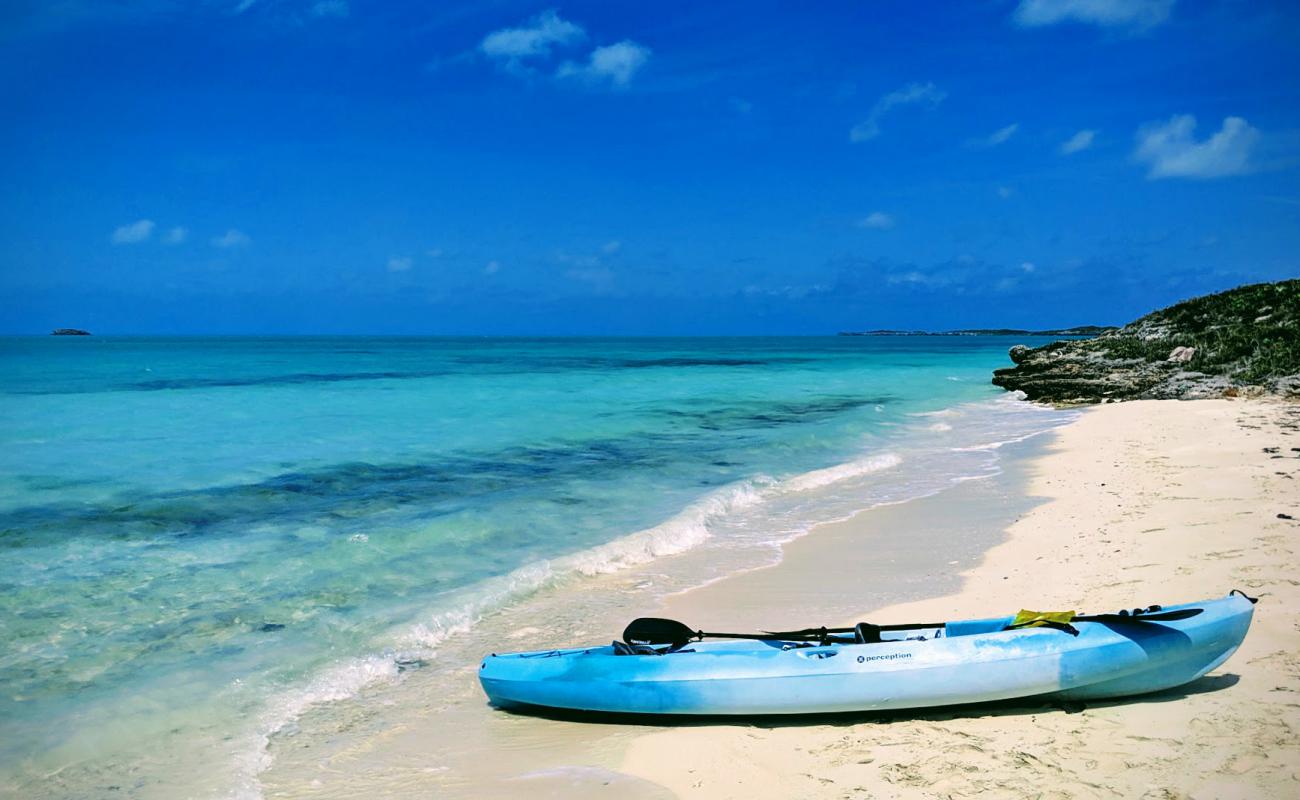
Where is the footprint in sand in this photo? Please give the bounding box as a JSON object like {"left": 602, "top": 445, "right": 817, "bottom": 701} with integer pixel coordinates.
{"left": 1221, "top": 752, "right": 1267, "bottom": 775}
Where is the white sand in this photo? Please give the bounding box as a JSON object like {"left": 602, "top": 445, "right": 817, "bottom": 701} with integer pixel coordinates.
{"left": 622, "top": 399, "right": 1300, "bottom": 799}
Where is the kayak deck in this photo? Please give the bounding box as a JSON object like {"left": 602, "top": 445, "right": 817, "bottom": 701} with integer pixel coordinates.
{"left": 479, "top": 593, "right": 1255, "bottom": 715}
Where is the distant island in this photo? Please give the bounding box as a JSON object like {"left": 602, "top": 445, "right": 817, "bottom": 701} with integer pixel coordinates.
{"left": 839, "top": 326, "right": 1115, "bottom": 337}
{"left": 51, "top": 328, "right": 91, "bottom": 336}
{"left": 992, "top": 279, "right": 1300, "bottom": 403}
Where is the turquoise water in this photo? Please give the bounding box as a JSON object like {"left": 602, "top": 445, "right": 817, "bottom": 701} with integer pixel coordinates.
{"left": 0, "top": 336, "right": 1069, "bottom": 797}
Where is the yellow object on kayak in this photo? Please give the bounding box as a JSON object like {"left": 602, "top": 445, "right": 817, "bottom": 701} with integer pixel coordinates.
{"left": 1010, "top": 609, "right": 1077, "bottom": 628}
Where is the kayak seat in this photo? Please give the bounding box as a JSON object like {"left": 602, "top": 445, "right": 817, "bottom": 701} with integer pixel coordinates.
{"left": 612, "top": 640, "right": 662, "bottom": 656}
{"left": 611, "top": 640, "right": 695, "bottom": 656}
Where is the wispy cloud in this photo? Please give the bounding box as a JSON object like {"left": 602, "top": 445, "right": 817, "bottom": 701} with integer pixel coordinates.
{"left": 480, "top": 9, "right": 584, "bottom": 72}
{"left": 163, "top": 226, "right": 188, "bottom": 244}
{"left": 309, "top": 0, "right": 348, "bottom": 19}
{"left": 876, "top": 257, "right": 1039, "bottom": 293}
{"left": 729, "top": 97, "right": 754, "bottom": 115}
{"left": 564, "top": 265, "right": 616, "bottom": 293}
{"left": 484, "top": 260, "right": 501, "bottom": 275}
{"left": 1134, "top": 115, "right": 1259, "bottom": 179}
{"left": 858, "top": 212, "right": 896, "bottom": 230}
{"left": 850, "top": 82, "right": 946, "bottom": 143}
{"left": 4, "top": 0, "right": 344, "bottom": 37}
{"left": 971, "top": 123, "right": 1019, "bottom": 148}
{"left": 557, "top": 41, "right": 651, "bottom": 87}
{"left": 1012, "top": 0, "right": 1175, "bottom": 31}
{"left": 211, "top": 229, "right": 252, "bottom": 248}
{"left": 387, "top": 256, "right": 412, "bottom": 272}
{"left": 1060, "top": 129, "right": 1096, "bottom": 154}
{"left": 111, "top": 219, "right": 155, "bottom": 245}
{"left": 556, "top": 239, "right": 624, "bottom": 269}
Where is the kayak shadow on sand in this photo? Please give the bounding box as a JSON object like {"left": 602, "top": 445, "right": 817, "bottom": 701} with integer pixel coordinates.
{"left": 486, "top": 672, "right": 1241, "bottom": 729}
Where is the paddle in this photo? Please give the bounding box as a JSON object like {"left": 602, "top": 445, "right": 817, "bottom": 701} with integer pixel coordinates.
{"left": 622, "top": 618, "right": 789, "bottom": 647}
{"left": 622, "top": 617, "right": 949, "bottom": 646}
{"left": 623, "top": 608, "right": 1204, "bottom": 647}
{"left": 1075, "top": 608, "right": 1203, "bottom": 624}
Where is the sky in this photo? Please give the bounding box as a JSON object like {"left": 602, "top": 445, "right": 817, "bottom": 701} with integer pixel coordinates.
{"left": 1, "top": 0, "right": 1298, "bottom": 334}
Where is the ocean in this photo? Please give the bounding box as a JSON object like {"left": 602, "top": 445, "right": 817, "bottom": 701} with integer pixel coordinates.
{"left": 0, "top": 336, "right": 1077, "bottom": 798}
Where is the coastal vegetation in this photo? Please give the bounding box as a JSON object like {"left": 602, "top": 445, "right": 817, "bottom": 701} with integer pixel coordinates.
{"left": 839, "top": 326, "right": 1114, "bottom": 337}
{"left": 992, "top": 279, "right": 1300, "bottom": 403}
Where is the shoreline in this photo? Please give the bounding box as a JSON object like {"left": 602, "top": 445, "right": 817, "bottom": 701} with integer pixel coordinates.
{"left": 253, "top": 396, "right": 1071, "bottom": 799}
{"left": 649, "top": 431, "right": 1050, "bottom": 635}
{"left": 622, "top": 398, "right": 1300, "bottom": 798}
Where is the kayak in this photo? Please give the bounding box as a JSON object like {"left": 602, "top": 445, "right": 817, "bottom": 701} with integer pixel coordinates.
{"left": 478, "top": 591, "right": 1255, "bottom": 715}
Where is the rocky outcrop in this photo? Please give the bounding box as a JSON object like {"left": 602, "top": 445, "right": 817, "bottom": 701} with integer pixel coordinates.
{"left": 993, "top": 279, "right": 1300, "bottom": 404}
{"left": 51, "top": 328, "right": 91, "bottom": 336}
{"left": 839, "top": 325, "right": 1116, "bottom": 337}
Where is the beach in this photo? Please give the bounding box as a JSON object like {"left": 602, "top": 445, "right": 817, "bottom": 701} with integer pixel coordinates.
{"left": 622, "top": 398, "right": 1300, "bottom": 799}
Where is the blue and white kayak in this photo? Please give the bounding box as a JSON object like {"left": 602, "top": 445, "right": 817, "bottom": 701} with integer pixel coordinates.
{"left": 479, "top": 592, "right": 1255, "bottom": 715}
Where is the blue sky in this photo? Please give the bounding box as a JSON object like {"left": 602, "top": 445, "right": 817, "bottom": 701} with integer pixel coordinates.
{"left": 2, "top": 0, "right": 1298, "bottom": 334}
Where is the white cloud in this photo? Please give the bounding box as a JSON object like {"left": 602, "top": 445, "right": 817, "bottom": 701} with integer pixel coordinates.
{"left": 163, "top": 226, "right": 188, "bottom": 244}
{"left": 234, "top": 0, "right": 258, "bottom": 14}
{"left": 484, "top": 260, "right": 501, "bottom": 275}
{"left": 602, "top": 240, "right": 622, "bottom": 254}
{"left": 997, "top": 186, "right": 1015, "bottom": 199}
{"left": 850, "top": 82, "right": 946, "bottom": 143}
{"left": 557, "top": 40, "right": 651, "bottom": 87}
{"left": 887, "top": 270, "right": 943, "bottom": 287}
{"left": 211, "top": 229, "right": 251, "bottom": 248}
{"left": 309, "top": 0, "right": 348, "bottom": 18}
{"left": 858, "top": 212, "right": 896, "bottom": 230}
{"left": 1134, "top": 114, "right": 1259, "bottom": 179}
{"left": 111, "top": 219, "right": 155, "bottom": 244}
{"left": 1060, "top": 129, "right": 1096, "bottom": 154}
{"left": 387, "top": 256, "right": 412, "bottom": 272}
{"left": 972, "top": 123, "right": 1019, "bottom": 148}
{"left": 564, "top": 265, "right": 616, "bottom": 292}
{"left": 1021, "top": 261, "right": 1037, "bottom": 273}
{"left": 426, "top": 247, "right": 444, "bottom": 258}
{"left": 480, "top": 9, "right": 584, "bottom": 70}
{"left": 1012, "top": 0, "right": 1174, "bottom": 30}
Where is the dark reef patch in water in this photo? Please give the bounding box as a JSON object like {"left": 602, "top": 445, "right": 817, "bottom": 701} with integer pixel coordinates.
{"left": 0, "top": 437, "right": 691, "bottom": 545}
{"left": 8, "top": 355, "right": 816, "bottom": 396}
{"left": 2, "top": 391, "right": 888, "bottom": 546}
{"left": 131, "top": 370, "right": 453, "bottom": 391}
{"left": 660, "top": 395, "right": 894, "bottom": 430}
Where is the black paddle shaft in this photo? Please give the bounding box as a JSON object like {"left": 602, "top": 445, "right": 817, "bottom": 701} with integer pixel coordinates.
{"left": 622, "top": 608, "right": 1204, "bottom": 646}
{"left": 622, "top": 617, "right": 945, "bottom": 646}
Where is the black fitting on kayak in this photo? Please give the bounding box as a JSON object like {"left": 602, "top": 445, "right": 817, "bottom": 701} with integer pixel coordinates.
{"left": 854, "top": 623, "right": 882, "bottom": 644}
{"left": 1004, "top": 619, "right": 1080, "bottom": 636}
{"left": 1230, "top": 589, "right": 1259, "bottom": 604}
{"left": 1116, "top": 605, "right": 1165, "bottom": 617}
